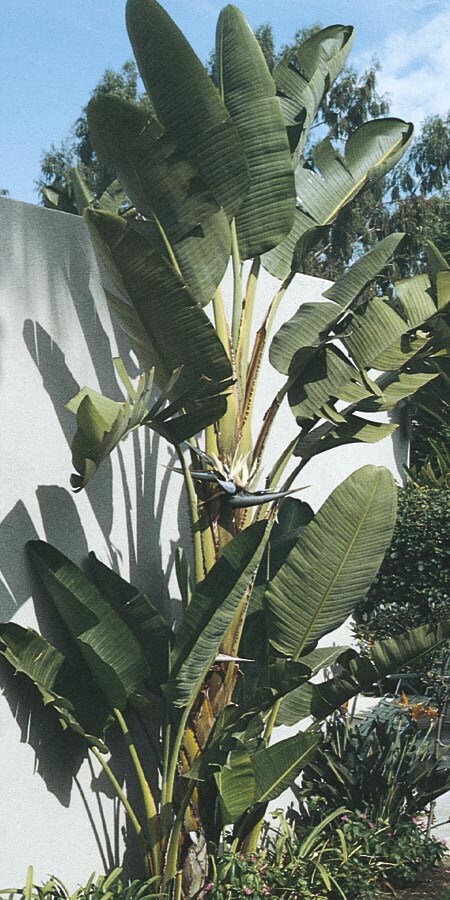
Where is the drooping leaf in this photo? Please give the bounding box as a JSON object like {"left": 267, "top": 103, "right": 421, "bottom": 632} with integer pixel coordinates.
{"left": 28, "top": 542, "right": 149, "bottom": 711}
{"left": 323, "top": 233, "right": 405, "bottom": 309}
{"left": 88, "top": 553, "right": 172, "bottom": 687}
{"left": 265, "top": 466, "right": 397, "bottom": 658}
{"left": 166, "top": 521, "right": 270, "bottom": 708}
{"left": 71, "top": 167, "right": 95, "bottom": 214}
{"left": 270, "top": 301, "right": 339, "bottom": 375}
{"left": 263, "top": 119, "right": 413, "bottom": 279}
{"left": 343, "top": 295, "right": 430, "bottom": 372}
{"left": 87, "top": 95, "right": 231, "bottom": 306}
{"left": 252, "top": 732, "right": 321, "bottom": 803}
{"left": 274, "top": 25, "right": 354, "bottom": 157}
{"left": 126, "top": 0, "right": 250, "bottom": 220}
{"left": 67, "top": 372, "right": 154, "bottom": 491}
{"left": 216, "top": 5, "right": 295, "bottom": 258}
{"left": 98, "top": 179, "right": 128, "bottom": 214}
{"left": 279, "top": 621, "right": 450, "bottom": 725}
{"left": 357, "top": 363, "right": 440, "bottom": 413}
{"left": 371, "top": 622, "right": 450, "bottom": 676}
{"left": 215, "top": 744, "right": 256, "bottom": 822}
{"left": 85, "top": 209, "right": 232, "bottom": 393}
{"left": 214, "top": 732, "right": 321, "bottom": 821}
{"left": 0, "top": 622, "right": 110, "bottom": 748}
{"left": 295, "top": 415, "right": 397, "bottom": 461}
{"left": 67, "top": 367, "right": 231, "bottom": 489}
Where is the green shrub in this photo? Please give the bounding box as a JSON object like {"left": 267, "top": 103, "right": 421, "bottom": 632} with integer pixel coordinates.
{"left": 354, "top": 484, "right": 450, "bottom": 645}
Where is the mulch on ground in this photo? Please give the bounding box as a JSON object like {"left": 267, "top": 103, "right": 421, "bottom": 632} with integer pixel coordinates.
{"left": 377, "top": 860, "right": 450, "bottom": 899}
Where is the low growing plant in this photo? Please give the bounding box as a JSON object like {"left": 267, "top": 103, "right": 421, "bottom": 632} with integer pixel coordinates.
{"left": 296, "top": 707, "right": 450, "bottom": 831}
{"left": 0, "top": 868, "right": 164, "bottom": 900}
{"left": 1, "top": 1, "right": 450, "bottom": 897}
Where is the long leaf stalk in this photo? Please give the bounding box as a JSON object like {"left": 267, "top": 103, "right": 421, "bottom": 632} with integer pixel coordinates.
{"left": 90, "top": 746, "right": 149, "bottom": 867}
{"left": 164, "top": 705, "right": 192, "bottom": 816}
{"left": 212, "top": 287, "right": 239, "bottom": 457}
{"left": 176, "top": 446, "right": 208, "bottom": 584}
{"left": 236, "top": 257, "right": 261, "bottom": 390}
{"left": 230, "top": 219, "right": 243, "bottom": 355}
{"left": 251, "top": 382, "right": 290, "bottom": 473}
{"left": 163, "top": 781, "right": 196, "bottom": 885}
{"left": 114, "top": 708, "right": 162, "bottom": 877}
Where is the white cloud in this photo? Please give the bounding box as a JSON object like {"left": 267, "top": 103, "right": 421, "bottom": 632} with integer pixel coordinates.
{"left": 357, "top": 8, "right": 450, "bottom": 127}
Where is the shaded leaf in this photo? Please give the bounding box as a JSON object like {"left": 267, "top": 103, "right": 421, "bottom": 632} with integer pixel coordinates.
{"left": 28, "top": 542, "right": 149, "bottom": 711}
{"left": 216, "top": 5, "right": 295, "bottom": 258}
{"left": 126, "top": 0, "right": 250, "bottom": 220}
{"left": 88, "top": 95, "right": 231, "bottom": 306}
{"left": 263, "top": 119, "right": 413, "bottom": 279}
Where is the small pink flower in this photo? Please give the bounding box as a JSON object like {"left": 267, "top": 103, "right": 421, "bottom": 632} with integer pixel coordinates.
{"left": 243, "top": 889, "right": 254, "bottom": 896}
{"left": 388, "top": 832, "right": 394, "bottom": 838}
{"left": 359, "top": 813, "right": 367, "bottom": 820}
{"left": 262, "top": 888, "right": 272, "bottom": 896}
{"left": 250, "top": 854, "right": 258, "bottom": 863}
{"left": 204, "top": 883, "right": 214, "bottom": 893}
{"left": 341, "top": 815, "right": 350, "bottom": 822}
{"left": 367, "top": 821, "right": 375, "bottom": 829}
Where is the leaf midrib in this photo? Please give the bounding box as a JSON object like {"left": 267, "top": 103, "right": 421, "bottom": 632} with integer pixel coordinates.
{"left": 293, "top": 472, "right": 380, "bottom": 660}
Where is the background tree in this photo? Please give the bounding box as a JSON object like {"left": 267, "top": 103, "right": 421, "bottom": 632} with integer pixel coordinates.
{"left": 37, "top": 61, "right": 150, "bottom": 212}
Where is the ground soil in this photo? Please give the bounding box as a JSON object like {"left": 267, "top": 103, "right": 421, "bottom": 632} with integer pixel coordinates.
{"left": 377, "top": 860, "right": 450, "bottom": 899}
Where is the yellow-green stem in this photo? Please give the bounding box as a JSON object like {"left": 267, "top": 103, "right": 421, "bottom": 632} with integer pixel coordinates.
{"left": 176, "top": 446, "right": 205, "bottom": 585}
{"left": 114, "top": 708, "right": 161, "bottom": 876}
{"left": 163, "top": 781, "right": 196, "bottom": 886}
{"left": 164, "top": 705, "right": 191, "bottom": 814}
{"left": 211, "top": 286, "right": 239, "bottom": 457}
{"left": 231, "top": 220, "right": 243, "bottom": 354}
{"left": 90, "top": 746, "right": 149, "bottom": 868}
{"left": 236, "top": 257, "right": 260, "bottom": 390}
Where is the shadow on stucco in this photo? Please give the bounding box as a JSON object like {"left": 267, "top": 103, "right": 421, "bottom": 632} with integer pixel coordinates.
{"left": 0, "top": 199, "right": 191, "bottom": 874}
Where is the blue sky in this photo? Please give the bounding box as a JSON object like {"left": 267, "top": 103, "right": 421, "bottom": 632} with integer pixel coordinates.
{"left": 2, "top": 0, "right": 449, "bottom": 204}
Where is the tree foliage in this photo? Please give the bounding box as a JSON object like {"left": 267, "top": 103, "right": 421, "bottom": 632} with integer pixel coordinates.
{"left": 354, "top": 484, "right": 450, "bottom": 644}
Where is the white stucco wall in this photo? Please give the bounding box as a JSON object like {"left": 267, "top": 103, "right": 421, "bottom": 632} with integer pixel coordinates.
{"left": 0, "top": 198, "right": 408, "bottom": 885}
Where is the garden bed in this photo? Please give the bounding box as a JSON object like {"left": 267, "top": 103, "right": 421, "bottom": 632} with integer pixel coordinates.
{"left": 378, "top": 859, "right": 450, "bottom": 899}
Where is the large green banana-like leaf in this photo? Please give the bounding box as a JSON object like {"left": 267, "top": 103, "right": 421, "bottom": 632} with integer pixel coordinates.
{"left": 126, "top": 0, "right": 250, "bottom": 220}
{"left": 0, "top": 622, "right": 110, "bottom": 748}
{"left": 343, "top": 294, "right": 433, "bottom": 372}
{"left": 89, "top": 553, "right": 172, "bottom": 688}
{"left": 28, "top": 542, "right": 149, "bottom": 711}
{"left": 98, "top": 179, "right": 128, "bottom": 214}
{"left": 371, "top": 621, "right": 450, "bottom": 676}
{"left": 252, "top": 732, "right": 321, "bottom": 803}
{"left": 214, "top": 732, "right": 321, "bottom": 823}
{"left": 270, "top": 302, "right": 339, "bottom": 376}
{"left": 287, "top": 344, "right": 365, "bottom": 421}
{"left": 295, "top": 415, "right": 397, "bottom": 461}
{"left": 263, "top": 118, "right": 413, "bottom": 279}
{"left": 216, "top": 6, "right": 295, "bottom": 259}
{"left": 283, "top": 621, "right": 450, "bottom": 724}
{"left": 85, "top": 208, "right": 232, "bottom": 393}
{"left": 215, "top": 744, "right": 256, "bottom": 822}
{"left": 323, "top": 233, "right": 406, "bottom": 308}
{"left": 87, "top": 96, "right": 231, "bottom": 307}
{"left": 357, "top": 363, "right": 440, "bottom": 413}
{"left": 274, "top": 25, "right": 354, "bottom": 157}
{"left": 270, "top": 234, "right": 405, "bottom": 376}
{"left": 265, "top": 466, "right": 396, "bottom": 659}
{"left": 166, "top": 521, "right": 270, "bottom": 708}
